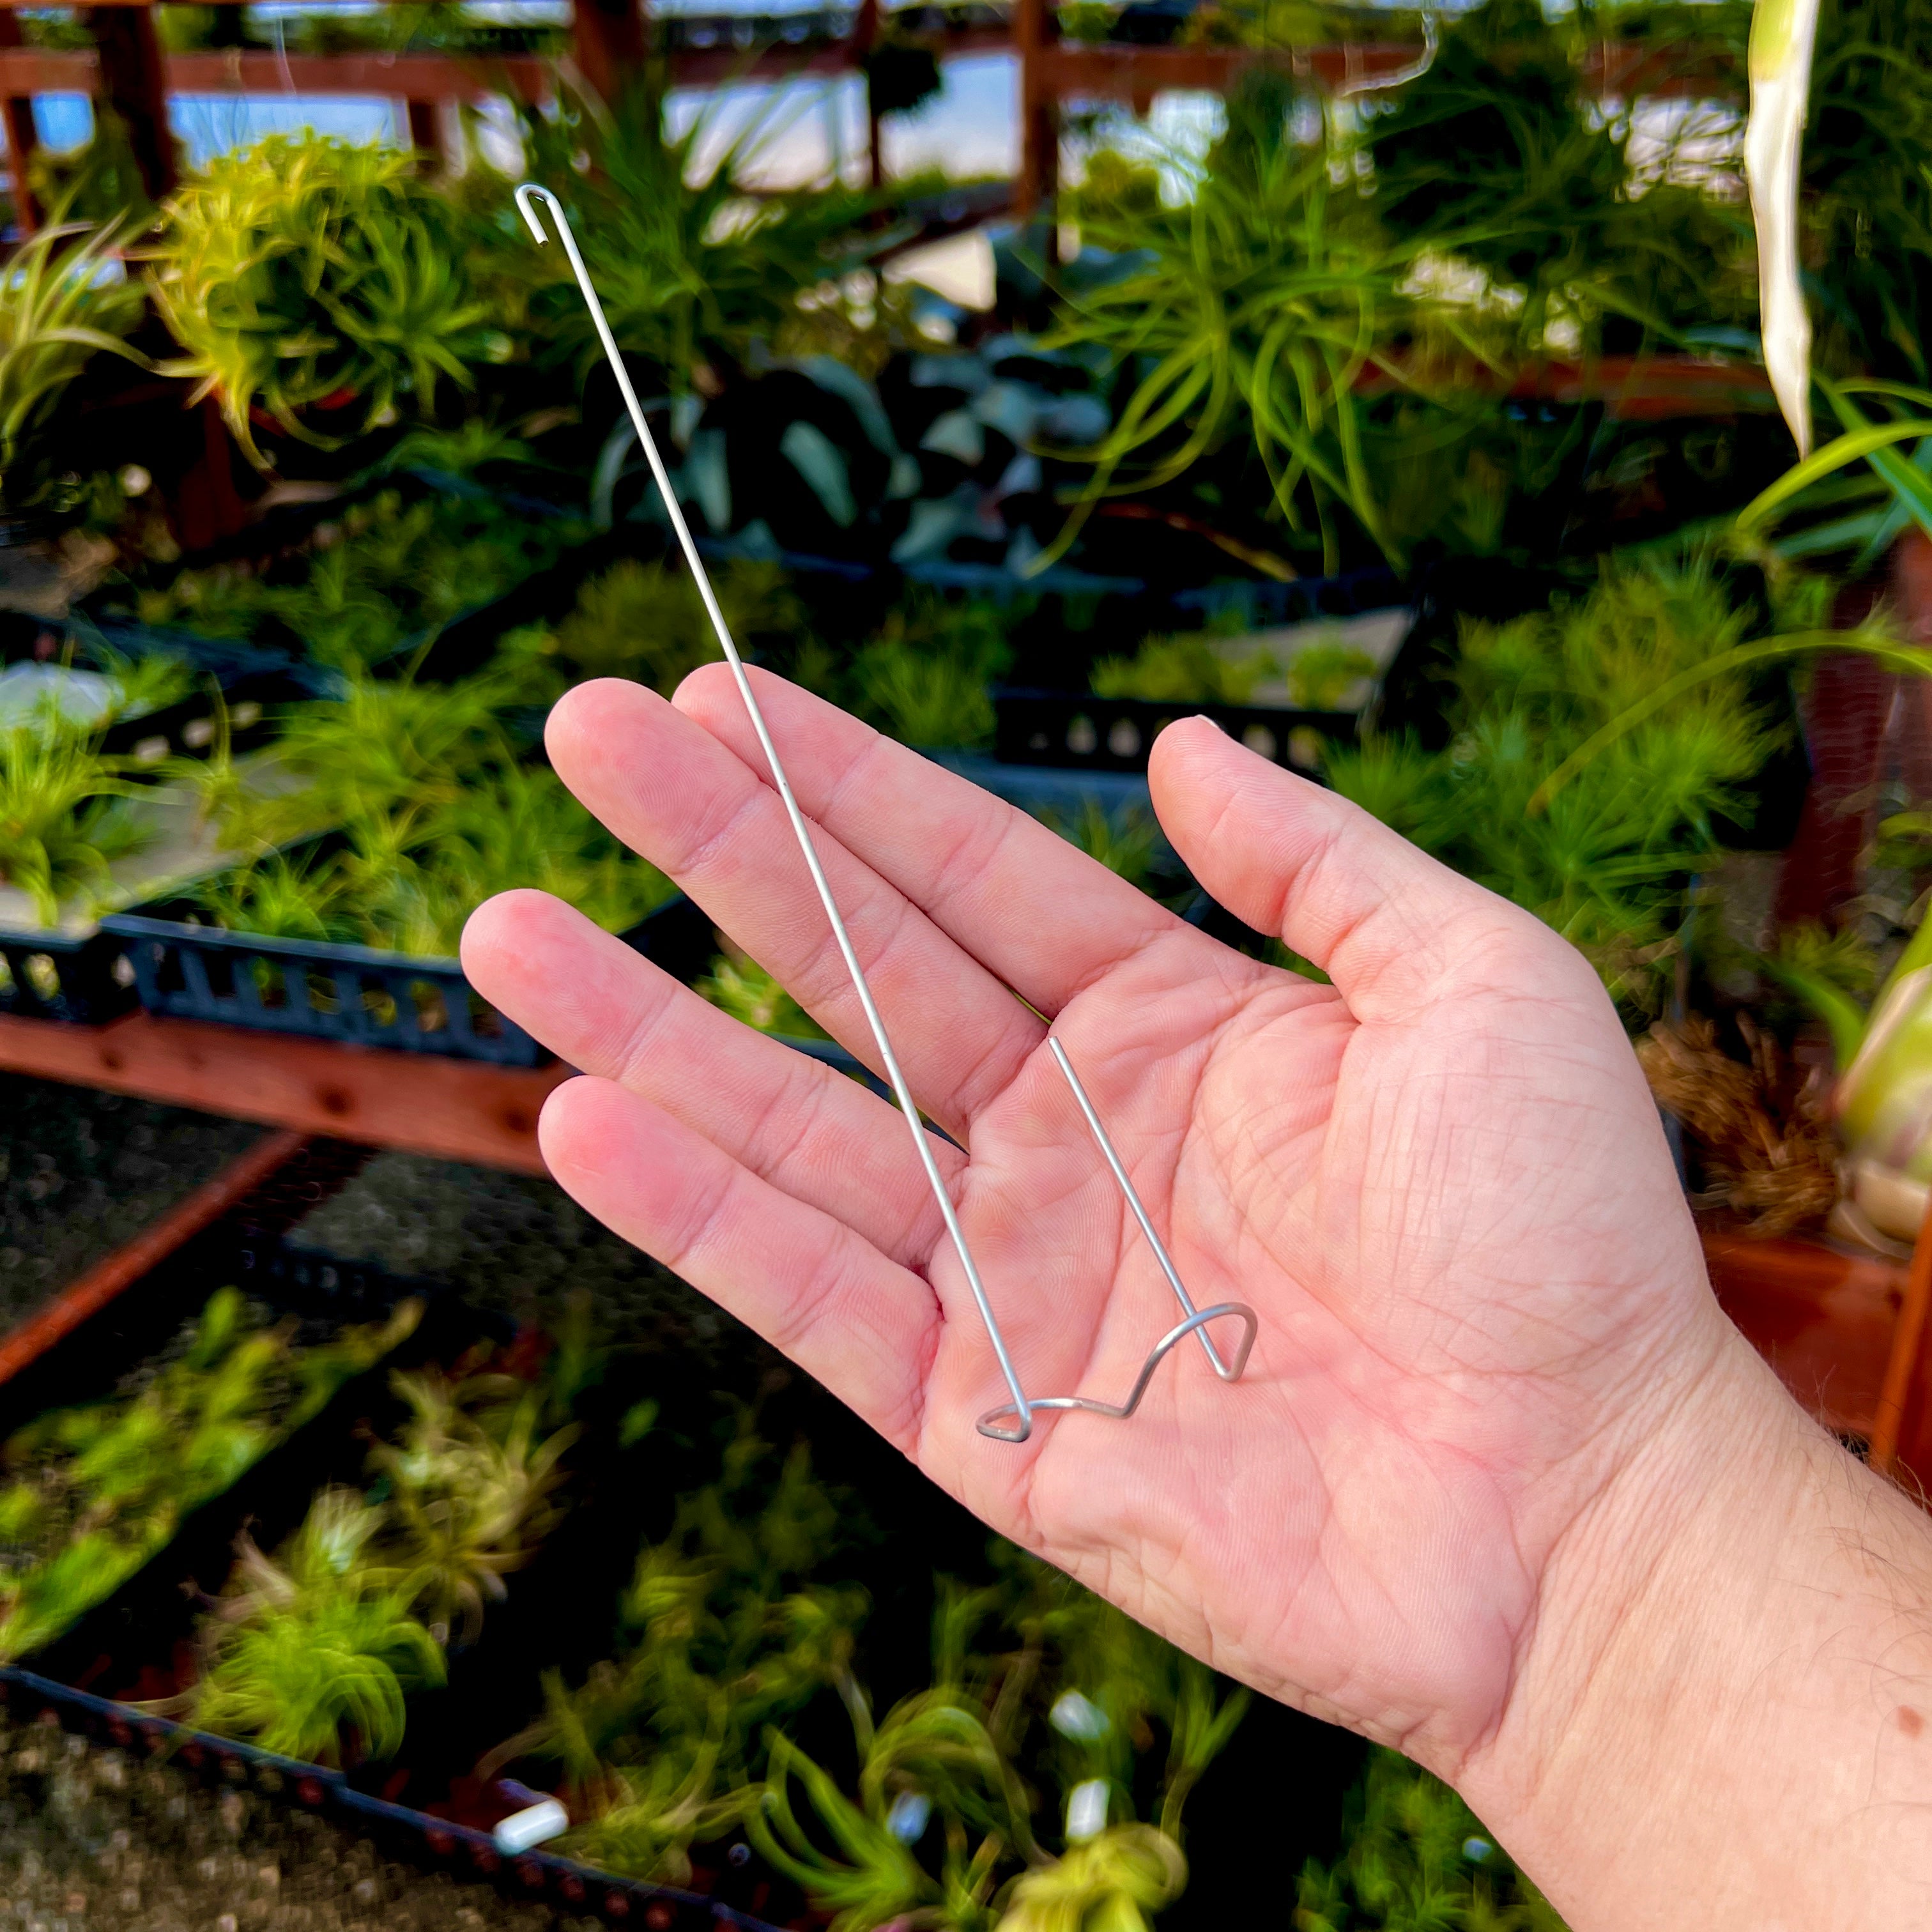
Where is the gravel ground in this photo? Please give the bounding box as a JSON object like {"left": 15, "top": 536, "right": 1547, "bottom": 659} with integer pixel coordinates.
{"left": 0, "top": 1717, "right": 589, "bottom": 1932}
{"left": 0, "top": 1078, "right": 263, "bottom": 1326}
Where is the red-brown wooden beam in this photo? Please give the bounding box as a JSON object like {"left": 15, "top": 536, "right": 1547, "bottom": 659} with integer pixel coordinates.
{"left": 0, "top": 1012, "right": 561, "bottom": 1176}
{"left": 571, "top": 0, "right": 647, "bottom": 109}
{"left": 0, "top": 7, "right": 36, "bottom": 235}
{"left": 0, "top": 38, "right": 1009, "bottom": 105}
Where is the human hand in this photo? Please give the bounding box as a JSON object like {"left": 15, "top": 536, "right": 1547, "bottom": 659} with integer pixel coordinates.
{"left": 463, "top": 668, "right": 1743, "bottom": 1781}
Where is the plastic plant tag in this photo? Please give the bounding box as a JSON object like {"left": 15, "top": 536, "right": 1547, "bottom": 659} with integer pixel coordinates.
{"left": 494, "top": 1797, "right": 569, "bottom": 1855}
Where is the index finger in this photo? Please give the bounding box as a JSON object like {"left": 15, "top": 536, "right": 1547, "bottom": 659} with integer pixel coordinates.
{"left": 672, "top": 664, "right": 1220, "bottom": 1018}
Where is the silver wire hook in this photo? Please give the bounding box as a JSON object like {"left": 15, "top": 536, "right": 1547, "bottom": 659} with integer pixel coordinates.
{"left": 516, "top": 183, "right": 1258, "bottom": 1443}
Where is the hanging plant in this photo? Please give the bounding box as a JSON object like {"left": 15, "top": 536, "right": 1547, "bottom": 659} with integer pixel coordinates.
{"left": 148, "top": 134, "right": 494, "bottom": 466}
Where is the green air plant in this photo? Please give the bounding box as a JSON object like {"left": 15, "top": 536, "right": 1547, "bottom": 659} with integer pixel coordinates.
{"left": 0, "top": 1289, "right": 422, "bottom": 1663}
{"left": 190, "top": 667, "right": 672, "bottom": 960}
{"left": 1294, "top": 1747, "right": 1568, "bottom": 1931}
{"left": 1327, "top": 554, "right": 1813, "bottom": 1013}
{"left": 847, "top": 594, "right": 1013, "bottom": 749}
{"left": 1, "top": 647, "right": 203, "bottom": 926}
{"left": 0, "top": 696, "right": 146, "bottom": 930}
{"left": 1043, "top": 82, "right": 1425, "bottom": 576}
{"left": 1091, "top": 629, "right": 1278, "bottom": 707}
{"left": 188, "top": 1490, "right": 446, "bottom": 1767}
{"left": 1365, "top": 0, "right": 1751, "bottom": 360}
{"left": 490, "top": 74, "right": 885, "bottom": 391}
{"left": 149, "top": 134, "right": 493, "bottom": 464}
{"left": 536, "top": 556, "right": 804, "bottom": 693}
{"left": 1036, "top": 800, "right": 1165, "bottom": 898}
{"left": 1284, "top": 640, "right": 1378, "bottom": 710}
{"left": 696, "top": 952, "right": 829, "bottom": 1041}
{"left": 367, "top": 1366, "right": 578, "bottom": 1646}
{"left": 127, "top": 487, "right": 581, "bottom": 674}
{"left": 0, "top": 218, "right": 147, "bottom": 510}
{"left": 748, "top": 1550, "right": 1245, "bottom": 1932}
{"left": 486, "top": 1429, "right": 869, "bottom": 1886}
{"left": 185, "top": 1339, "right": 578, "bottom": 1764}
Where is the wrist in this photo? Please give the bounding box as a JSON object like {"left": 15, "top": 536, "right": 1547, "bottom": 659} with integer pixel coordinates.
{"left": 1459, "top": 1312, "right": 1932, "bottom": 1930}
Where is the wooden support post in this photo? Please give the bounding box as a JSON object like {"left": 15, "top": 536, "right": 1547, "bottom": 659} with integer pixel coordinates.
{"left": 86, "top": 3, "right": 176, "bottom": 204}
{"left": 406, "top": 96, "right": 445, "bottom": 171}
{"left": 855, "top": 0, "right": 882, "bottom": 190}
{"left": 571, "top": 0, "right": 647, "bottom": 110}
{"left": 1014, "top": 0, "right": 1057, "bottom": 235}
{"left": 0, "top": 10, "right": 38, "bottom": 236}
{"left": 1775, "top": 530, "right": 1932, "bottom": 930}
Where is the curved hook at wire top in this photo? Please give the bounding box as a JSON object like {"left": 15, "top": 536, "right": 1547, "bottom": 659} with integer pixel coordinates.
{"left": 515, "top": 183, "right": 1260, "bottom": 1445}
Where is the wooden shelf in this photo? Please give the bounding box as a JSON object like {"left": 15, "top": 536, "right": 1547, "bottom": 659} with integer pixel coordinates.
{"left": 0, "top": 1011, "right": 560, "bottom": 1176}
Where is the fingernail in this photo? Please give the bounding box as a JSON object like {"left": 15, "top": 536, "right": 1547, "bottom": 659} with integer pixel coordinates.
{"left": 1192, "top": 714, "right": 1223, "bottom": 733}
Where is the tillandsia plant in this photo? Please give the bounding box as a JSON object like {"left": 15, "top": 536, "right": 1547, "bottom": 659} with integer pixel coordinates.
{"left": 749, "top": 1549, "right": 1246, "bottom": 1932}
{"left": 0, "top": 217, "right": 148, "bottom": 513}
{"left": 844, "top": 594, "right": 1013, "bottom": 750}
{"left": 185, "top": 1337, "right": 579, "bottom": 1765}
{"left": 1090, "top": 626, "right": 1280, "bottom": 706}
{"left": 513, "top": 556, "right": 804, "bottom": 694}
{"left": 0, "top": 1288, "right": 422, "bottom": 1664}
{"left": 1294, "top": 1747, "right": 1568, "bottom": 1932}
{"left": 486, "top": 1425, "right": 870, "bottom": 1886}
{"left": 1034, "top": 801, "right": 1171, "bottom": 901}
{"left": 187, "top": 667, "right": 673, "bottom": 960}
{"left": 366, "top": 1365, "right": 578, "bottom": 1647}
{"left": 1324, "top": 552, "right": 1830, "bottom": 1015}
{"left": 484, "top": 73, "right": 885, "bottom": 392}
{"left": 0, "top": 653, "right": 199, "bottom": 928}
{"left": 1043, "top": 80, "right": 1427, "bottom": 576}
{"left": 696, "top": 953, "right": 830, "bottom": 1042}
{"left": 148, "top": 134, "right": 495, "bottom": 464}
{"left": 123, "top": 486, "right": 580, "bottom": 673}
{"left": 187, "top": 1489, "right": 445, "bottom": 1767}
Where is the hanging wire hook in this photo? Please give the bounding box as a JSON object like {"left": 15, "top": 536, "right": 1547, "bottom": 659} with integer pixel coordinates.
{"left": 515, "top": 183, "right": 1257, "bottom": 1443}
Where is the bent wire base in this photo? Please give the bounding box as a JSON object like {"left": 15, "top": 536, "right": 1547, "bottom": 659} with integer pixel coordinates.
{"left": 516, "top": 183, "right": 1260, "bottom": 1443}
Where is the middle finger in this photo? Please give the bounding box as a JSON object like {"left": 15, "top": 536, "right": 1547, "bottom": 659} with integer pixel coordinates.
{"left": 545, "top": 678, "right": 1046, "bottom": 1142}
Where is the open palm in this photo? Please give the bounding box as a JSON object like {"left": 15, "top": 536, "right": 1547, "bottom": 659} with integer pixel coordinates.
{"left": 463, "top": 668, "right": 1731, "bottom": 1781}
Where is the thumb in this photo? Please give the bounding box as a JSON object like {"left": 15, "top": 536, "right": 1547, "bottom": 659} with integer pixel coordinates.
{"left": 1148, "top": 717, "right": 1573, "bottom": 1020}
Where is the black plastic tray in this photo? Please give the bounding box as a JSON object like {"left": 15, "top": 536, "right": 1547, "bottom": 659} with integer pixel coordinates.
{"left": 0, "top": 616, "right": 337, "bottom": 1026}
{"left": 0, "top": 923, "right": 134, "bottom": 1025}
{"left": 102, "top": 880, "right": 891, "bottom": 1089}
{"left": 0, "top": 1223, "right": 806, "bottom": 1932}
{"left": 100, "top": 887, "right": 714, "bottom": 1068}
{"left": 993, "top": 686, "right": 1359, "bottom": 775}
{"left": 0, "top": 1673, "right": 786, "bottom": 1932}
